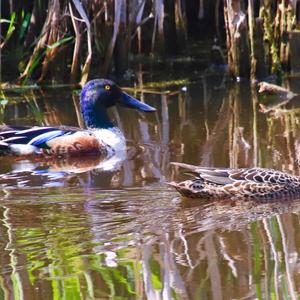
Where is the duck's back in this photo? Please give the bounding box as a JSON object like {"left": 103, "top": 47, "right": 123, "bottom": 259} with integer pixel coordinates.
{"left": 170, "top": 163, "right": 300, "bottom": 200}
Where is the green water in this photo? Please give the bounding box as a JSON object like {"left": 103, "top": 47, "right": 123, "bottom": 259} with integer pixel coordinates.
{"left": 1, "top": 72, "right": 300, "bottom": 299}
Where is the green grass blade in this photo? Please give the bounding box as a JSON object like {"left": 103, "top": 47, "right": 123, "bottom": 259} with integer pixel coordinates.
{"left": 1, "top": 12, "right": 16, "bottom": 46}
{"left": 47, "top": 36, "right": 74, "bottom": 50}
{"left": 19, "top": 12, "right": 31, "bottom": 40}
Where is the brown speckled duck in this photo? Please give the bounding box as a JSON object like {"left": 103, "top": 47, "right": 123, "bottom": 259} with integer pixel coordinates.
{"left": 169, "top": 162, "right": 300, "bottom": 200}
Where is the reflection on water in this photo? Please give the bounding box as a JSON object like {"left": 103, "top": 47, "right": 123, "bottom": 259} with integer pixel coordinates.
{"left": 1, "top": 74, "right": 300, "bottom": 299}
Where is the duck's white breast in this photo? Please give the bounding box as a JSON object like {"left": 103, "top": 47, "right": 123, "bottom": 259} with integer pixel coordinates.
{"left": 91, "top": 127, "right": 126, "bottom": 154}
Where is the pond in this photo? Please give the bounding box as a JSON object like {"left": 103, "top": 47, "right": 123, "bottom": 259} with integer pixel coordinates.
{"left": 1, "top": 70, "right": 300, "bottom": 299}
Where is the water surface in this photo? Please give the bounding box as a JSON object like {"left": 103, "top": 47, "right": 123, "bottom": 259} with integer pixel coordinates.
{"left": 1, "top": 73, "right": 300, "bottom": 299}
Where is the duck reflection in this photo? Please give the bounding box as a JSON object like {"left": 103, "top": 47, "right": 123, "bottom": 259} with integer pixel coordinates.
{"left": 77, "top": 189, "right": 300, "bottom": 299}
{"left": 0, "top": 142, "right": 161, "bottom": 189}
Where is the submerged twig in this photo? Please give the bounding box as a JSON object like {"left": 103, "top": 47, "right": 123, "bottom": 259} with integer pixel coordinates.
{"left": 259, "top": 99, "right": 292, "bottom": 114}
{"left": 258, "top": 81, "right": 297, "bottom": 99}
{"left": 258, "top": 81, "right": 298, "bottom": 114}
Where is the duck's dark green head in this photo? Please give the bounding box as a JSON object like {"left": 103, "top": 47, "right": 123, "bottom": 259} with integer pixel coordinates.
{"left": 80, "top": 79, "right": 155, "bottom": 128}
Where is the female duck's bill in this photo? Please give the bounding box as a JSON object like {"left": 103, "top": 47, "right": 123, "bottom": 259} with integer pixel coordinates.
{"left": 0, "top": 79, "right": 156, "bottom": 157}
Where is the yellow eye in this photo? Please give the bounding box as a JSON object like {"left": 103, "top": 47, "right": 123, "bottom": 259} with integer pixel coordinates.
{"left": 104, "top": 85, "right": 111, "bottom": 91}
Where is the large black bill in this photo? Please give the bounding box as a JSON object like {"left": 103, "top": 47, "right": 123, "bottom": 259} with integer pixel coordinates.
{"left": 120, "top": 92, "right": 156, "bottom": 112}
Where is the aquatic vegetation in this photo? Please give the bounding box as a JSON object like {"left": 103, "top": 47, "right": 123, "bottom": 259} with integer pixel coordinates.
{"left": 2, "top": 1, "right": 300, "bottom": 84}
{"left": 1, "top": 0, "right": 191, "bottom": 84}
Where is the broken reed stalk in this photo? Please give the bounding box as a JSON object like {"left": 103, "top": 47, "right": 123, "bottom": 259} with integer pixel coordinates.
{"left": 72, "top": 0, "right": 92, "bottom": 86}
{"left": 38, "top": 0, "right": 65, "bottom": 82}
{"left": 72, "top": 93, "right": 85, "bottom": 128}
{"left": 228, "top": 86, "right": 240, "bottom": 168}
{"left": 114, "top": 0, "right": 128, "bottom": 76}
{"left": 247, "top": 0, "right": 256, "bottom": 81}
{"left": 117, "top": 0, "right": 148, "bottom": 76}
{"left": 251, "top": 86, "right": 258, "bottom": 166}
{"left": 69, "top": 2, "right": 81, "bottom": 84}
{"left": 133, "top": 0, "right": 147, "bottom": 53}
{"left": 174, "top": 0, "right": 187, "bottom": 46}
{"left": 151, "top": 0, "right": 165, "bottom": 54}
{"left": 102, "top": 0, "right": 122, "bottom": 76}
{"left": 224, "top": 0, "right": 250, "bottom": 78}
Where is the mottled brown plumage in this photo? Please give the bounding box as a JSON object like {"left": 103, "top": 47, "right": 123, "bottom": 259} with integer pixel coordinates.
{"left": 169, "top": 163, "right": 300, "bottom": 200}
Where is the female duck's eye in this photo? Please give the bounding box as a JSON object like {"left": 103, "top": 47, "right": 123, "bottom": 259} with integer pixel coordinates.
{"left": 104, "top": 85, "right": 111, "bottom": 91}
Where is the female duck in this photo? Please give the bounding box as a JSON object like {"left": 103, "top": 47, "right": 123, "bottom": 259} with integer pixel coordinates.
{"left": 169, "top": 162, "right": 300, "bottom": 200}
{"left": 0, "top": 79, "right": 156, "bottom": 156}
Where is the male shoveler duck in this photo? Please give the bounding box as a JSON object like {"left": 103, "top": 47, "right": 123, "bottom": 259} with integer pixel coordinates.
{"left": 0, "top": 79, "right": 155, "bottom": 157}
{"left": 169, "top": 162, "right": 300, "bottom": 200}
